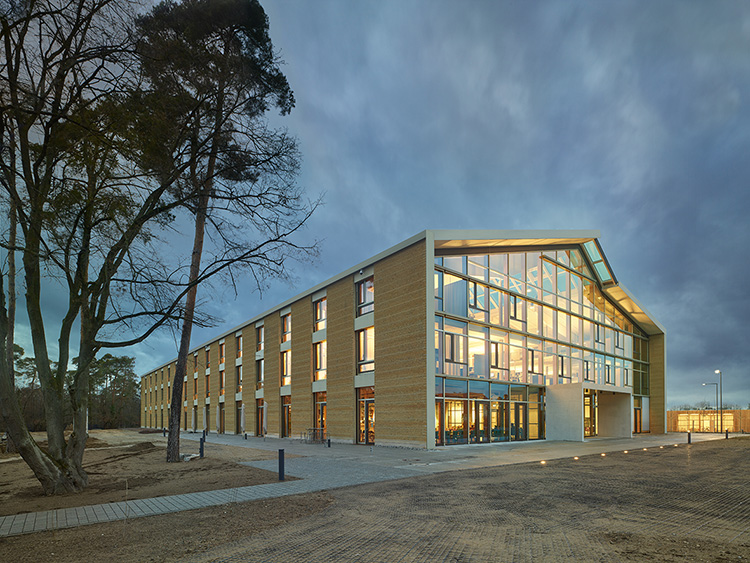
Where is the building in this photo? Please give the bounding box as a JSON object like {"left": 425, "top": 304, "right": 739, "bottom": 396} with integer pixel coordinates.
{"left": 140, "top": 229, "right": 666, "bottom": 448}
{"left": 667, "top": 410, "right": 749, "bottom": 433}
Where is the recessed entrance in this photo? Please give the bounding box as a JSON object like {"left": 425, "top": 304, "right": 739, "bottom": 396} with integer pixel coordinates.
{"left": 357, "top": 387, "right": 374, "bottom": 445}
{"left": 584, "top": 389, "right": 598, "bottom": 437}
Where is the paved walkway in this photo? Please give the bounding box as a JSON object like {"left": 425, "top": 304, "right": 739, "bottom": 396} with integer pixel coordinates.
{"left": 0, "top": 431, "right": 729, "bottom": 538}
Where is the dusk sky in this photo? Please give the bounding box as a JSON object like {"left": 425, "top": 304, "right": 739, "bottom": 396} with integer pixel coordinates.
{"left": 16, "top": 1, "right": 749, "bottom": 409}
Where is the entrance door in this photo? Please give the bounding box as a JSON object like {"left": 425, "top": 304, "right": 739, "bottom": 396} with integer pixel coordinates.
{"left": 357, "top": 387, "right": 375, "bottom": 445}
{"left": 510, "top": 402, "right": 527, "bottom": 441}
{"left": 584, "top": 389, "right": 597, "bottom": 437}
{"left": 358, "top": 399, "right": 375, "bottom": 444}
{"left": 491, "top": 402, "right": 509, "bottom": 442}
{"left": 470, "top": 401, "right": 490, "bottom": 443}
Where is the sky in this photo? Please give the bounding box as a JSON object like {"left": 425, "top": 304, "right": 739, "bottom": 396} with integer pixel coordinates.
{"left": 14, "top": 1, "right": 750, "bottom": 409}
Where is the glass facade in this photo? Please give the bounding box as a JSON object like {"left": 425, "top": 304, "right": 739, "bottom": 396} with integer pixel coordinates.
{"left": 434, "top": 248, "right": 650, "bottom": 445}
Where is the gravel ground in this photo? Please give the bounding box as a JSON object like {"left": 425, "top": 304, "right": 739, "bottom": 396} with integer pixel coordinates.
{"left": 182, "top": 437, "right": 750, "bottom": 563}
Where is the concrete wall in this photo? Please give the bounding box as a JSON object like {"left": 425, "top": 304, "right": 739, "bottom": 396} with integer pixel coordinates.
{"left": 546, "top": 384, "right": 583, "bottom": 441}
{"left": 598, "top": 391, "right": 632, "bottom": 438}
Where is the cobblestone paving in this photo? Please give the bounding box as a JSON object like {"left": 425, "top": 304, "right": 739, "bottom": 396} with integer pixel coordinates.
{"left": 182, "top": 439, "right": 750, "bottom": 563}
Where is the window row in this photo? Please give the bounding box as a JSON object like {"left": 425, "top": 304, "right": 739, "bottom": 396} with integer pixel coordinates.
{"left": 436, "top": 252, "right": 638, "bottom": 334}
{"left": 436, "top": 270, "right": 646, "bottom": 361}
{"left": 435, "top": 317, "right": 646, "bottom": 388}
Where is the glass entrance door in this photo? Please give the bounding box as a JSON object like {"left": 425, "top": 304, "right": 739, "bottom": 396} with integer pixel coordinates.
{"left": 584, "top": 389, "right": 597, "bottom": 437}
{"left": 470, "top": 401, "right": 490, "bottom": 443}
{"left": 510, "top": 402, "right": 527, "bottom": 440}
{"left": 359, "top": 399, "right": 375, "bottom": 444}
{"left": 357, "top": 387, "right": 375, "bottom": 444}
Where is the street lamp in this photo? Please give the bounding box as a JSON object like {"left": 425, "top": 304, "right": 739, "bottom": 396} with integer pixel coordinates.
{"left": 702, "top": 382, "right": 718, "bottom": 432}
{"left": 714, "top": 369, "right": 723, "bottom": 432}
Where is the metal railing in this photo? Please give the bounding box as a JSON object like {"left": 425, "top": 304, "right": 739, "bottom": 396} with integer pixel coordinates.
{"left": 305, "top": 427, "right": 327, "bottom": 443}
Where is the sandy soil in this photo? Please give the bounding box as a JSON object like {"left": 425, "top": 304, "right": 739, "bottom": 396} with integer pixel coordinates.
{"left": 0, "top": 430, "right": 287, "bottom": 515}
{"left": 1, "top": 431, "right": 748, "bottom": 562}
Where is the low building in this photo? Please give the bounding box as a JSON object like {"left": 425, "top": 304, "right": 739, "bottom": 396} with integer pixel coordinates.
{"left": 667, "top": 410, "right": 750, "bottom": 433}
{"left": 140, "top": 229, "right": 666, "bottom": 447}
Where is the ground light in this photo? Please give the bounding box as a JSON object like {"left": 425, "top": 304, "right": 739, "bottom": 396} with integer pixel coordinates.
{"left": 601, "top": 453, "right": 606, "bottom": 457}
{"left": 573, "top": 456, "right": 579, "bottom": 460}
{"left": 540, "top": 460, "right": 546, "bottom": 465}
{"left": 623, "top": 450, "right": 628, "bottom": 454}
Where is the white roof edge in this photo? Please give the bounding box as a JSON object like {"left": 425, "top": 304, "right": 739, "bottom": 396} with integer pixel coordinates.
{"left": 611, "top": 282, "right": 666, "bottom": 335}
{"left": 429, "top": 228, "right": 601, "bottom": 241}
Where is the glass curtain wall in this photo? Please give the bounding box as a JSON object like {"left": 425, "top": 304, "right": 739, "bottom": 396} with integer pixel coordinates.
{"left": 434, "top": 248, "right": 648, "bottom": 446}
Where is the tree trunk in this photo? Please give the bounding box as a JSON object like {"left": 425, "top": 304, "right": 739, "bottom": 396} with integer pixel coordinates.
{"left": 167, "top": 189, "right": 209, "bottom": 462}
{"left": 5, "top": 199, "right": 18, "bottom": 454}
{"left": 0, "top": 275, "right": 87, "bottom": 494}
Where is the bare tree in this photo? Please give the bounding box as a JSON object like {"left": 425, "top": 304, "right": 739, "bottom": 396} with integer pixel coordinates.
{"left": 0, "top": 0, "right": 317, "bottom": 492}
{"left": 135, "top": 0, "right": 318, "bottom": 462}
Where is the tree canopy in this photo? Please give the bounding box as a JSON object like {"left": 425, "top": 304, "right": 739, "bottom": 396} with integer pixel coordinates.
{"left": 0, "top": 0, "right": 315, "bottom": 494}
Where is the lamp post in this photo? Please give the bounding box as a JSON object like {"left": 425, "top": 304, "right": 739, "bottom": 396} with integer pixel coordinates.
{"left": 714, "top": 369, "right": 723, "bottom": 432}
{"left": 702, "top": 382, "right": 718, "bottom": 432}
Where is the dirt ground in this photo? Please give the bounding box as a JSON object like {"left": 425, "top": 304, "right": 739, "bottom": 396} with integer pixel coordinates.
{"left": 0, "top": 429, "right": 291, "bottom": 515}
{"left": 0, "top": 429, "right": 329, "bottom": 562}
{"left": 1, "top": 432, "right": 749, "bottom": 562}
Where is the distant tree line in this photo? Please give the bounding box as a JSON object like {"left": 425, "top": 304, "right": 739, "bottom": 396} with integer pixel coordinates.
{"left": 2, "top": 346, "right": 140, "bottom": 433}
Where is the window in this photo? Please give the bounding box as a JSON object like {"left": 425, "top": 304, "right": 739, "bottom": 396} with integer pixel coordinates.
{"left": 605, "top": 364, "right": 612, "bottom": 384}
{"left": 193, "top": 354, "right": 198, "bottom": 374}
{"left": 281, "top": 314, "right": 291, "bottom": 343}
{"left": 236, "top": 365, "right": 242, "bottom": 391}
{"left": 490, "top": 342, "right": 500, "bottom": 369}
{"left": 281, "top": 396, "right": 292, "bottom": 438}
{"left": 219, "top": 342, "right": 225, "bottom": 365}
{"left": 356, "top": 277, "right": 374, "bottom": 316}
{"left": 280, "top": 350, "right": 291, "bottom": 386}
{"left": 219, "top": 369, "right": 225, "bottom": 395}
{"left": 356, "top": 327, "right": 375, "bottom": 373}
{"left": 256, "top": 326, "right": 264, "bottom": 351}
{"left": 584, "top": 360, "right": 592, "bottom": 382}
{"left": 314, "top": 341, "right": 327, "bottom": 380}
{"left": 193, "top": 376, "right": 197, "bottom": 400}
{"left": 256, "top": 359, "right": 264, "bottom": 390}
{"left": 314, "top": 298, "right": 327, "bottom": 331}
{"left": 509, "top": 294, "right": 520, "bottom": 320}
{"left": 205, "top": 349, "right": 210, "bottom": 369}
{"left": 236, "top": 335, "right": 243, "bottom": 358}
{"left": 205, "top": 373, "right": 210, "bottom": 397}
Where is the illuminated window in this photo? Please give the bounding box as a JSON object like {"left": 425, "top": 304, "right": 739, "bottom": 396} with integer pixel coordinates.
{"left": 356, "top": 277, "right": 374, "bottom": 316}
{"left": 256, "top": 326, "right": 264, "bottom": 351}
{"left": 280, "top": 350, "right": 291, "bottom": 386}
{"left": 256, "top": 359, "right": 264, "bottom": 390}
{"left": 314, "top": 298, "right": 327, "bottom": 331}
{"left": 219, "top": 369, "right": 225, "bottom": 395}
{"left": 193, "top": 353, "right": 198, "bottom": 374}
{"left": 236, "top": 335, "right": 243, "bottom": 358}
{"left": 205, "top": 349, "right": 210, "bottom": 369}
{"left": 281, "top": 314, "right": 291, "bottom": 343}
{"left": 205, "top": 373, "right": 210, "bottom": 397}
{"left": 236, "top": 365, "right": 242, "bottom": 392}
{"left": 356, "top": 327, "right": 374, "bottom": 373}
{"left": 219, "top": 342, "right": 225, "bottom": 365}
{"left": 314, "top": 341, "right": 327, "bottom": 380}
